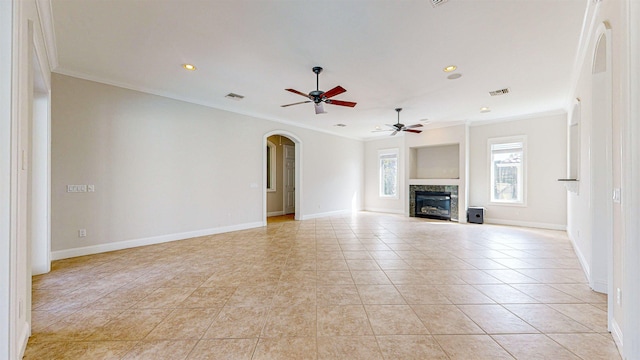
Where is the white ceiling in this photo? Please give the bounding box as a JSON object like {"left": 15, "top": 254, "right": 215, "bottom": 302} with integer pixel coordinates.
{"left": 49, "top": 0, "right": 587, "bottom": 139}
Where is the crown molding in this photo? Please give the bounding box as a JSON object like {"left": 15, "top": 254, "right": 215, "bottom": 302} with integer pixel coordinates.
{"left": 35, "top": 0, "right": 58, "bottom": 71}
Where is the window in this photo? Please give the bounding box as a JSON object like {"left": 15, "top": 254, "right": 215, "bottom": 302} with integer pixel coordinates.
{"left": 266, "top": 141, "right": 276, "bottom": 192}
{"left": 379, "top": 149, "right": 399, "bottom": 198}
{"left": 489, "top": 137, "right": 526, "bottom": 204}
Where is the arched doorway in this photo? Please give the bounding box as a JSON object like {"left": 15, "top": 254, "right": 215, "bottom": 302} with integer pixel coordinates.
{"left": 263, "top": 131, "right": 302, "bottom": 222}
{"left": 589, "top": 24, "right": 614, "bottom": 327}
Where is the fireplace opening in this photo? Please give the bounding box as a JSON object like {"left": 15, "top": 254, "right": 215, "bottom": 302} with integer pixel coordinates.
{"left": 414, "top": 191, "right": 451, "bottom": 221}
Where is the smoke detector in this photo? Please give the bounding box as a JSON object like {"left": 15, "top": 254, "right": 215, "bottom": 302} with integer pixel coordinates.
{"left": 489, "top": 88, "right": 510, "bottom": 96}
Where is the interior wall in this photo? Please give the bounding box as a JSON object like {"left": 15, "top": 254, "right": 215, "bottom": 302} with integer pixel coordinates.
{"left": 567, "top": 0, "right": 630, "bottom": 353}
{"left": 51, "top": 74, "right": 363, "bottom": 257}
{"left": 468, "top": 114, "right": 567, "bottom": 229}
{"left": 414, "top": 144, "right": 459, "bottom": 179}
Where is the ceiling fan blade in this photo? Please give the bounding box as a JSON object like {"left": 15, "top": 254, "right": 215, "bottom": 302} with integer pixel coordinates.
{"left": 405, "top": 123, "right": 424, "bottom": 129}
{"left": 404, "top": 129, "right": 423, "bottom": 134}
{"left": 314, "top": 102, "right": 326, "bottom": 114}
{"left": 390, "top": 131, "right": 398, "bottom": 136}
{"left": 281, "top": 100, "right": 312, "bottom": 107}
{"left": 326, "top": 99, "right": 357, "bottom": 107}
{"left": 322, "top": 85, "right": 346, "bottom": 99}
{"left": 285, "top": 88, "right": 311, "bottom": 98}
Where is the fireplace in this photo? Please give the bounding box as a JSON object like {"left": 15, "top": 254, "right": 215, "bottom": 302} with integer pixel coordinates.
{"left": 414, "top": 191, "right": 451, "bottom": 221}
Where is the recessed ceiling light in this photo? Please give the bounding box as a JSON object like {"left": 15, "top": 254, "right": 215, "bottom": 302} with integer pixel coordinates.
{"left": 443, "top": 65, "right": 457, "bottom": 72}
{"left": 182, "top": 64, "right": 196, "bottom": 71}
{"left": 375, "top": 125, "right": 381, "bottom": 130}
{"left": 447, "top": 73, "right": 462, "bottom": 80}
{"left": 480, "top": 107, "right": 491, "bottom": 113}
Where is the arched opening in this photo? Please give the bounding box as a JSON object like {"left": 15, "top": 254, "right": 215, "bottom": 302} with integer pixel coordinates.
{"left": 263, "top": 131, "right": 302, "bottom": 222}
{"left": 589, "top": 25, "right": 613, "bottom": 328}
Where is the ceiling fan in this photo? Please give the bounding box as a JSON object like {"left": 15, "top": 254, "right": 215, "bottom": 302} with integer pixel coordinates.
{"left": 373, "top": 108, "right": 423, "bottom": 136}
{"left": 281, "top": 66, "right": 357, "bottom": 114}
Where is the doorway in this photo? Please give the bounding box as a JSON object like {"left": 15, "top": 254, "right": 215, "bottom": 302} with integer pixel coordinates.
{"left": 30, "top": 41, "right": 51, "bottom": 276}
{"left": 264, "top": 132, "right": 301, "bottom": 222}
{"left": 589, "top": 25, "right": 614, "bottom": 328}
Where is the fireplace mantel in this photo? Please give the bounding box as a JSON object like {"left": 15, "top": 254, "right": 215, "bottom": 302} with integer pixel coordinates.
{"left": 409, "top": 178, "right": 461, "bottom": 186}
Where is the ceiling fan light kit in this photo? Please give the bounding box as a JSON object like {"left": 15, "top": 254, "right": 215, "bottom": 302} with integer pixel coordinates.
{"left": 282, "top": 66, "right": 357, "bottom": 114}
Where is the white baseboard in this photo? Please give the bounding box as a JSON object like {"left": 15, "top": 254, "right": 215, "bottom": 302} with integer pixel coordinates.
{"left": 611, "top": 317, "right": 624, "bottom": 356}
{"left": 484, "top": 218, "right": 567, "bottom": 231}
{"left": 591, "top": 279, "right": 608, "bottom": 294}
{"left": 18, "top": 322, "right": 30, "bottom": 359}
{"left": 299, "top": 209, "right": 354, "bottom": 220}
{"left": 567, "top": 231, "right": 591, "bottom": 285}
{"left": 267, "top": 211, "right": 285, "bottom": 217}
{"left": 51, "top": 221, "right": 265, "bottom": 260}
{"left": 363, "top": 207, "right": 405, "bottom": 215}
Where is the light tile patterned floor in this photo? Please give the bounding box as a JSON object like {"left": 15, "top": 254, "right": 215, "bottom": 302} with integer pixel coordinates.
{"left": 25, "top": 212, "right": 621, "bottom": 359}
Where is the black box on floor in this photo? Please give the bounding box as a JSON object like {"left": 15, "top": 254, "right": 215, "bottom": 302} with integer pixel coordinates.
{"left": 467, "top": 207, "right": 485, "bottom": 224}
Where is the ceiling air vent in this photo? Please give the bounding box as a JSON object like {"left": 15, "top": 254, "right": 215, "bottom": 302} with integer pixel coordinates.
{"left": 489, "top": 88, "right": 510, "bottom": 96}
{"left": 225, "top": 93, "right": 244, "bottom": 101}
{"left": 431, "top": 0, "right": 449, "bottom": 7}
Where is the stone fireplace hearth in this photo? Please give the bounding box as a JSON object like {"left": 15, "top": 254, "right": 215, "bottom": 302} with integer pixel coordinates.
{"left": 410, "top": 185, "right": 459, "bottom": 221}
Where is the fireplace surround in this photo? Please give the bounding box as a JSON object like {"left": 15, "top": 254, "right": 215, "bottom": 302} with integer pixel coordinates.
{"left": 409, "top": 185, "right": 459, "bottom": 221}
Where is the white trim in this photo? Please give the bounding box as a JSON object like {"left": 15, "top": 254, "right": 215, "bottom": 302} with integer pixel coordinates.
{"left": 484, "top": 218, "right": 566, "bottom": 231}
{"left": 267, "top": 211, "right": 285, "bottom": 217}
{"left": 487, "top": 135, "right": 527, "bottom": 206}
{"left": 299, "top": 209, "right": 355, "bottom": 220}
{"left": 17, "top": 322, "right": 29, "bottom": 360}
{"left": 0, "top": 1, "right": 13, "bottom": 357}
{"left": 565, "top": 0, "right": 601, "bottom": 109}
{"left": 568, "top": 231, "right": 591, "bottom": 283}
{"left": 378, "top": 148, "right": 400, "bottom": 199}
{"left": 34, "top": 0, "right": 58, "bottom": 71}
{"left": 54, "top": 70, "right": 363, "bottom": 141}
{"left": 263, "top": 130, "right": 302, "bottom": 221}
{"left": 611, "top": 317, "right": 624, "bottom": 355}
{"left": 266, "top": 140, "right": 276, "bottom": 192}
{"left": 51, "top": 221, "right": 265, "bottom": 261}
{"left": 363, "top": 207, "right": 405, "bottom": 215}
{"left": 623, "top": 0, "right": 640, "bottom": 357}
{"left": 467, "top": 109, "right": 567, "bottom": 127}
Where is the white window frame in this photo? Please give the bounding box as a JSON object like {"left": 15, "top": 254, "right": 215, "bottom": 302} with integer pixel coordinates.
{"left": 379, "top": 148, "right": 399, "bottom": 199}
{"left": 266, "top": 141, "right": 276, "bottom": 192}
{"left": 488, "top": 136, "right": 527, "bottom": 206}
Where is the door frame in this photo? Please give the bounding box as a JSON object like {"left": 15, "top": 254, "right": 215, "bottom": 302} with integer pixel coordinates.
{"left": 263, "top": 131, "right": 302, "bottom": 222}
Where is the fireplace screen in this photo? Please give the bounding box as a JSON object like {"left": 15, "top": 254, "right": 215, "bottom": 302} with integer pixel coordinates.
{"left": 414, "top": 191, "right": 451, "bottom": 220}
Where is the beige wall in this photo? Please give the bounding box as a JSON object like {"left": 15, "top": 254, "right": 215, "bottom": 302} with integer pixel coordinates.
{"left": 468, "top": 114, "right": 568, "bottom": 229}
{"left": 51, "top": 74, "right": 363, "bottom": 257}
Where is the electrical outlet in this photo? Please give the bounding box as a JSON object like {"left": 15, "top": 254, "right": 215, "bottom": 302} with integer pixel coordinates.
{"left": 88, "top": 185, "right": 95, "bottom": 192}
{"left": 79, "top": 229, "right": 87, "bottom": 237}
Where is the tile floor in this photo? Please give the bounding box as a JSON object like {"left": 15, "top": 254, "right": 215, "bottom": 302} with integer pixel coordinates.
{"left": 25, "top": 212, "right": 621, "bottom": 359}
